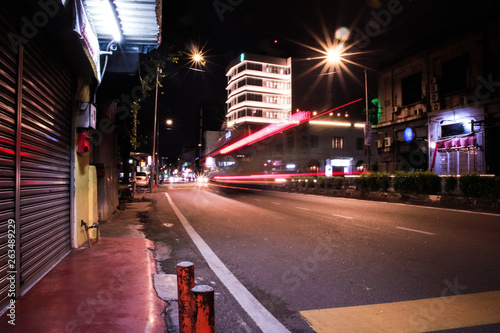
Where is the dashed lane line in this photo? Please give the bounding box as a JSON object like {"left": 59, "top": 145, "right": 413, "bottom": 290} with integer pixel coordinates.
{"left": 396, "top": 226, "right": 436, "bottom": 236}
{"left": 331, "top": 213, "right": 353, "bottom": 220}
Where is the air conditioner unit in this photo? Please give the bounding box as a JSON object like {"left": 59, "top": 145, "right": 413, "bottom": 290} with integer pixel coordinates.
{"left": 393, "top": 106, "right": 400, "bottom": 113}
{"left": 376, "top": 140, "right": 383, "bottom": 148}
{"left": 430, "top": 77, "right": 438, "bottom": 84}
{"left": 431, "top": 93, "right": 439, "bottom": 102}
{"left": 384, "top": 137, "right": 392, "bottom": 147}
{"left": 432, "top": 102, "right": 440, "bottom": 111}
{"left": 430, "top": 84, "right": 438, "bottom": 93}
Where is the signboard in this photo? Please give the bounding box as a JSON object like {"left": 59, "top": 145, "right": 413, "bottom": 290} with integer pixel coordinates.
{"left": 364, "top": 122, "right": 372, "bottom": 146}
{"left": 73, "top": 0, "right": 101, "bottom": 81}
{"left": 404, "top": 127, "right": 414, "bottom": 143}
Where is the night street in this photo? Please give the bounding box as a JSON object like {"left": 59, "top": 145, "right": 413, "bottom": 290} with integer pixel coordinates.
{"left": 145, "top": 183, "right": 500, "bottom": 332}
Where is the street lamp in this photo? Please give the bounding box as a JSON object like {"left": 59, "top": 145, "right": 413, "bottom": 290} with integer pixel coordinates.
{"left": 324, "top": 43, "right": 371, "bottom": 171}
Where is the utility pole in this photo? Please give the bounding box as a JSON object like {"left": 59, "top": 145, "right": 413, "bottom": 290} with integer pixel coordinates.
{"left": 150, "top": 68, "right": 159, "bottom": 192}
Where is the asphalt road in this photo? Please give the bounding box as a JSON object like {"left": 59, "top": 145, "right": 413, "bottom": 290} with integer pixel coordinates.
{"left": 152, "top": 182, "right": 500, "bottom": 332}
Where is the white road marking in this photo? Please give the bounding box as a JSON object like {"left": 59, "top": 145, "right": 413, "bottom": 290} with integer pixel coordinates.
{"left": 254, "top": 199, "right": 262, "bottom": 201}
{"left": 164, "top": 193, "right": 290, "bottom": 333}
{"left": 331, "top": 214, "right": 353, "bottom": 220}
{"left": 396, "top": 226, "right": 435, "bottom": 235}
{"left": 389, "top": 202, "right": 500, "bottom": 217}
{"left": 272, "top": 202, "right": 281, "bottom": 205}
{"left": 295, "top": 207, "right": 310, "bottom": 211}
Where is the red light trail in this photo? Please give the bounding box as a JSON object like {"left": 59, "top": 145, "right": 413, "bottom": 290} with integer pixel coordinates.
{"left": 218, "top": 98, "right": 362, "bottom": 155}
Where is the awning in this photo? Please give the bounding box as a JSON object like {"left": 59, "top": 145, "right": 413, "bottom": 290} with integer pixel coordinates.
{"left": 83, "top": 0, "right": 161, "bottom": 49}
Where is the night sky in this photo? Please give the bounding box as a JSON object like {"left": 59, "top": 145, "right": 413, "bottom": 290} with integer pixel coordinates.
{"left": 141, "top": 0, "right": 498, "bottom": 159}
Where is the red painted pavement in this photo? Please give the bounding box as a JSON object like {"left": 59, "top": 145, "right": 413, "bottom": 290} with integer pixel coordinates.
{"left": 0, "top": 237, "right": 166, "bottom": 333}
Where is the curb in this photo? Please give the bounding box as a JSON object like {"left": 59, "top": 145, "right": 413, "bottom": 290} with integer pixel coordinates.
{"left": 271, "top": 186, "right": 500, "bottom": 214}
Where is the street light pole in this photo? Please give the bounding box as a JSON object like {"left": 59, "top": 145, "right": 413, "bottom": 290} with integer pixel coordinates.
{"left": 365, "top": 67, "right": 371, "bottom": 171}
{"left": 150, "top": 68, "right": 159, "bottom": 193}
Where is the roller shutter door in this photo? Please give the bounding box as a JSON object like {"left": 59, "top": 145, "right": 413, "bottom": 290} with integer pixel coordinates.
{"left": 20, "top": 26, "right": 72, "bottom": 293}
{"left": 0, "top": 14, "right": 18, "bottom": 310}
{"left": 0, "top": 11, "right": 72, "bottom": 310}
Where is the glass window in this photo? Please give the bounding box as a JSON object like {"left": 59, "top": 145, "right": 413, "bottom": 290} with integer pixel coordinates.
{"left": 247, "top": 78, "right": 263, "bottom": 86}
{"left": 442, "top": 55, "right": 469, "bottom": 94}
{"left": 287, "top": 132, "right": 294, "bottom": 149}
{"left": 247, "top": 62, "right": 263, "bottom": 71}
{"left": 310, "top": 135, "right": 319, "bottom": 148}
{"left": 401, "top": 72, "right": 422, "bottom": 106}
{"left": 247, "top": 93, "right": 262, "bottom": 101}
{"left": 332, "top": 137, "right": 344, "bottom": 149}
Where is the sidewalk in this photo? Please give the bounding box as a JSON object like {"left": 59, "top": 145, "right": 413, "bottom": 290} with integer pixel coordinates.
{"left": 0, "top": 200, "right": 167, "bottom": 333}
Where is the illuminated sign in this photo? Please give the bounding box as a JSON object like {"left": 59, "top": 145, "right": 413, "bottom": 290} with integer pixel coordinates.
{"left": 404, "top": 127, "right": 414, "bottom": 143}
{"left": 240, "top": 53, "right": 245, "bottom": 62}
{"left": 325, "top": 165, "right": 333, "bottom": 177}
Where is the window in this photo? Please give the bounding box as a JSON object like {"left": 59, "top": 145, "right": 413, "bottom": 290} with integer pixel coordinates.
{"left": 401, "top": 72, "right": 422, "bottom": 106}
{"left": 332, "top": 137, "right": 344, "bottom": 149}
{"left": 247, "top": 93, "right": 262, "bottom": 101}
{"left": 247, "top": 62, "right": 262, "bottom": 71}
{"left": 287, "top": 132, "right": 294, "bottom": 149}
{"left": 442, "top": 55, "right": 469, "bottom": 94}
{"left": 247, "top": 78, "right": 263, "bottom": 86}
{"left": 275, "top": 143, "right": 283, "bottom": 154}
{"left": 356, "top": 138, "right": 364, "bottom": 150}
{"left": 300, "top": 135, "right": 308, "bottom": 148}
{"left": 310, "top": 135, "right": 318, "bottom": 148}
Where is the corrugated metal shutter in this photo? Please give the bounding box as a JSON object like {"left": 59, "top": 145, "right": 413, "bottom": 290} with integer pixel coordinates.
{"left": 19, "top": 31, "right": 72, "bottom": 290}
{"left": 0, "top": 14, "right": 18, "bottom": 309}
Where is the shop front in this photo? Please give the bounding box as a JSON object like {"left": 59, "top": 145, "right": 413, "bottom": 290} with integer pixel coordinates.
{"left": 429, "top": 107, "right": 485, "bottom": 175}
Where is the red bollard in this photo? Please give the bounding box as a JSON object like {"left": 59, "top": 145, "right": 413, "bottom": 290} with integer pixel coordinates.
{"left": 177, "top": 261, "right": 195, "bottom": 333}
{"left": 192, "top": 285, "right": 215, "bottom": 333}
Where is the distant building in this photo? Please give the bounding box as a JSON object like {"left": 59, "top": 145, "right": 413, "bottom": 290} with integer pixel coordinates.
{"left": 225, "top": 53, "right": 292, "bottom": 130}
{"left": 201, "top": 53, "right": 374, "bottom": 175}
{"left": 374, "top": 20, "right": 500, "bottom": 175}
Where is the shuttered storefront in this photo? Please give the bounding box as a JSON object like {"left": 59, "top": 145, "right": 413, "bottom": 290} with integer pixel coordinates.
{"left": 0, "top": 13, "right": 19, "bottom": 311}
{"left": 0, "top": 12, "right": 73, "bottom": 310}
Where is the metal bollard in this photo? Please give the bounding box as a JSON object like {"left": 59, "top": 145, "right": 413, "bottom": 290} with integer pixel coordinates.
{"left": 192, "top": 285, "right": 215, "bottom": 333}
{"left": 177, "top": 261, "right": 195, "bottom": 333}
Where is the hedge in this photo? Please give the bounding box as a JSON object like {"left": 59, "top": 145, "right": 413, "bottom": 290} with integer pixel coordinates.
{"left": 459, "top": 174, "right": 499, "bottom": 199}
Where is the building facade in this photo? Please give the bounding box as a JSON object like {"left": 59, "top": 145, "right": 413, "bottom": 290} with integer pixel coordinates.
{"left": 0, "top": 0, "right": 161, "bottom": 312}
{"left": 225, "top": 53, "right": 292, "bottom": 129}
{"left": 374, "top": 21, "right": 500, "bottom": 175}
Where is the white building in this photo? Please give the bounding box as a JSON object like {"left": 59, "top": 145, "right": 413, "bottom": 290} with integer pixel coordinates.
{"left": 225, "top": 53, "right": 292, "bottom": 129}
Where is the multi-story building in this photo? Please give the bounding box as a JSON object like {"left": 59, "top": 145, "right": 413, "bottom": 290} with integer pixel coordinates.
{"left": 202, "top": 53, "right": 374, "bottom": 176}
{"left": 374, "top": 21, "right": 500, "bottom": 175}
{"left": 225, "top": 53, "right": 292, "bottom": 130}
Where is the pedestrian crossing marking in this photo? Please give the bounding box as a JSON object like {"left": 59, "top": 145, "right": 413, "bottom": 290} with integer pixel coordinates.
{"left": 300, "top": 290, "right": 500, "bottom": 332}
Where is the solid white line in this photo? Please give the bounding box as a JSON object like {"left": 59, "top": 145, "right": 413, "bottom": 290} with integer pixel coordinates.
{"left": 385, "top": 202, "right": 500, "bottom": 217}
{"left": 255, "top": 198, "right": 262, "bottom": 201}
{"left": 164, "top": 193, "right": 290, "bottom": 333}
{"left": 396, "top": 226, "right": 435, "bottom": 235}
{"left": 295, "top": 207, "right": 310, "bottom": 211}
{"left": 272, "top": 202, "right": 281, "bottom": 205}
{"left": 331, "top": 214, "right": 354, "bottom": 220}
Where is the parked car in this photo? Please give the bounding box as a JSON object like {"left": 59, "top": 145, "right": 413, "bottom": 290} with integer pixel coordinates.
{"left": 132, "top": 172, "right": 149, "bottom": 187}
